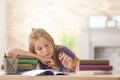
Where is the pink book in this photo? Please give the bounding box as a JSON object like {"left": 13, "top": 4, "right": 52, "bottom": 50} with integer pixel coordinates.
{"left": 79, "top": 65, "right": 113, "bottom": 70}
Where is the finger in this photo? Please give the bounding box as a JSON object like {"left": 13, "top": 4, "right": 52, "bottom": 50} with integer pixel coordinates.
{"left": 59, "top": 52, "right": 66, "bottom": 61}
{"left": 61, "top": 54, "right": 68, "bottom": 63}
{"left": 47, "top": 62, "right": 55, "bottom": 67}
{"left": 61, "top": 52, "right": 71, "bottom": 64}
{"left": 59, "top": 52, "right": 63, "bottom": 57}
{"left": 66, "top": 57, "right": 72, "bottom": 62}
{"left": 47, "top": 59, "right": 55, "bottom": 67}
{"left": 40, "top": 58, "right": 54, "bottom": 66}
{"left": 62, "top": 55, "right": 73, "bottom": 64}
{"left": 60, "top": 52, "right": 72, "bottom": 61}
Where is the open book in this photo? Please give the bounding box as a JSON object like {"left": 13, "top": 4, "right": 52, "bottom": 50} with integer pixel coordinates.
{"left": 21, "top": 69, "right": 66, "bottom": 76}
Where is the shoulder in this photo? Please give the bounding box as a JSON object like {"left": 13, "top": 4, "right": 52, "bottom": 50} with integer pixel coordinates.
{"left": 55, "top": 45, "right": 66, "bottom": 50}
{"left": 55, "top": 45, "right": 69, "bottom": 52}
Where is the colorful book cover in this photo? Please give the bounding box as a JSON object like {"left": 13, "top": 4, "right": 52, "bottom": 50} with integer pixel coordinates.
{"left": 18, "top": 59, "right": 38, "bottom": 65}
{"left": 17, "top": 64, "right": 37, "bottom": 70}
{"left": 1, "top": 64, "right": 37, "bottom": 70}
{"left": 79, "top": 60, "right": 109, "bottom": 65}
{"left": 79, "top": 65, "right": 113, "bottom": 70}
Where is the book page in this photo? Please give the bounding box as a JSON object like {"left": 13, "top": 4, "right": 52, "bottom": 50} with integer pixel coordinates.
{"left": 21, "top": 69, "right": 65, "bottom": 76}
{"left": 21, "top": 70, "right": 48, "bottom": 76}
{"left": 46, "top": 69, "right": 65, "bottom": 75}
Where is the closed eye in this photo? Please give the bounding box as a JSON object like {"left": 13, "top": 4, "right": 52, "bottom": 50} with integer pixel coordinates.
{"left": 45, "top": 44, "right": 49, "bottom": 47}
{"left": 38, "top": 47, "right": 42, "bottom": 50}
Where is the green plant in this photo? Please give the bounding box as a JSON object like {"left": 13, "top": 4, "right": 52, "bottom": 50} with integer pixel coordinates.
{"left": 61, "top": 30, "right": 75, "bottom": 51}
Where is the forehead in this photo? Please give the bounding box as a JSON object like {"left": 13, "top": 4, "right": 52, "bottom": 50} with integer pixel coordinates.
{"left": 34, "top": 37, "right": 50, "bottom": 46}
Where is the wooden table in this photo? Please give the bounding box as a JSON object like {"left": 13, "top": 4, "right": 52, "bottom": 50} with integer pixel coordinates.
{"left": 0, "top": 74, "right": 120, "bottom": 80}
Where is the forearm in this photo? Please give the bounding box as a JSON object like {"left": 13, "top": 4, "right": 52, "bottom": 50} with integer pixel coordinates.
{"left": 6, "top": 48, "right": 35, "bottom": 57}
{"left": 6, "top": 48, "right": 54, "bottom": 67}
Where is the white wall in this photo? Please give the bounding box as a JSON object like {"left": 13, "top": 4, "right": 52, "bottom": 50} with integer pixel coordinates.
{"left": 0, "top": 0, "right": 7, "bottom": 70}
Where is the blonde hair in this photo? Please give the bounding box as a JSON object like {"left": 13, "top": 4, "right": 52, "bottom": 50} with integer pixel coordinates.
{"left": 29, "top": 28, "right": 59, "bottom": 67}
{"left": 28, "top": 28, "right": 55, "bottom": 53}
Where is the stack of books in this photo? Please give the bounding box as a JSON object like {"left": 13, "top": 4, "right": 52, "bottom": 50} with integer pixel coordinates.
{"left": 16, "top": 55, "right": 38, "bottom": 73}
{"left": 1, "top": 55, "right": 38, "bottom": 74}
{"left": 76, "top": 59, "right": 113, "bottom": 75}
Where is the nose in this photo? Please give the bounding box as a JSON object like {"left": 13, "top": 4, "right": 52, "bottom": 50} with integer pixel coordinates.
{"left": 42, "top": 47, "right": 48, "bottom": 55}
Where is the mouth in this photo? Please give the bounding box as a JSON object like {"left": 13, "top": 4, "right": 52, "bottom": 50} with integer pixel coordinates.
{"left": 42, "top": 55, "right": 52, "bottom": 59}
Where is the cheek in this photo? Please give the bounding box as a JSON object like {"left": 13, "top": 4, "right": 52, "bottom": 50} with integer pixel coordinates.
{"left": 34, "top": 50, "right": 42, "bottom": 55}
{"left": 36, "top": 51, "right": 44, "bottom": 57}
{"left": 50, "top": 48, "right": 54, "bottom": 55}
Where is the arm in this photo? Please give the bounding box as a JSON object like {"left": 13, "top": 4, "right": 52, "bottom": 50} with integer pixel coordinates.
{"left": 6, "top": 48, "right": 35, "bottom": 57}
{"left": 6, "top": 48, "right": 55, "bottom": 67}
{"left": 58, "top": 46, "right": 79, "bottom": 71}
{"left": 59, "top": 52, "right": 79, "bottom": 71}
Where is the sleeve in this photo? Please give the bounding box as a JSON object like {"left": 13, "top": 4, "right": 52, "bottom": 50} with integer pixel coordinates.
{"left": 58, "top": 46, "right": 75, "bottom": 59}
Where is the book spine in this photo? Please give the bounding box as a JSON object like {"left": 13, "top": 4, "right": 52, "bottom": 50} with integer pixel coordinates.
{"left": 18, "top": 59, "right": 38, "bottom": 65}
{"left": 79, "top": 60, "right": 109, "bottom": 65}
{"left": 17, "top": 64, "right": 37, "bottom": 70}
{"left": 79, "top": 65, "right": 113, "bottom": 70}
{"left": 1, "top": 64, "right": 37, "bottom": 70}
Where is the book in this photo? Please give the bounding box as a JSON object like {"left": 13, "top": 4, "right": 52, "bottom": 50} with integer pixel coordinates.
{"left": 21, "top": 69, "right": 66, "bottom": 76}
{"left": 1, "top": 64, "right": 36, "bottom": 70}
{"left": 17, "top": 69, "right": 32, "bottom": 74}
{"left": 76, "top": 70, "right": 112, "bottom": 75}
{"left": 17, "top": 64, "right": 37, "bottom": 70}
{"left": 18, "top": 59, "right": 38, "bottom": 65}
{"left": 2, "top": 57, "right": 38, "bottom": 65}
{"left": 79, "top": 60, "right": 109, "bottom": 65}
{"left": 79, "top": 65, "right": 113, "bottom": 70}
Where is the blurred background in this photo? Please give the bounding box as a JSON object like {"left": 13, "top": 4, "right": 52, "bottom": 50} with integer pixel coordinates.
{"left": 1, "top": 0, "right": 120, "bottom": 72}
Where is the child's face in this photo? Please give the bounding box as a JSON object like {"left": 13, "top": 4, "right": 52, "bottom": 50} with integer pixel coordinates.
{"left": 34, "top": 37, "right": 54, "bottom": 59}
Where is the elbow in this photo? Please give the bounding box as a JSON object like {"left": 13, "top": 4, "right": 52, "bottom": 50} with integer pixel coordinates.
{"left": 6, "top": 48, "right": 16, "bottom": 56}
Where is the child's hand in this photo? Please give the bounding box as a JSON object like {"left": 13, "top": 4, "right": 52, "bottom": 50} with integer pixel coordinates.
{"left": 45, "top": 58, "right": 55, "bottom": 68}
{"left": 59, "top": 52, "right": 75, "bottom": 70}
{"left": 36, "top": 55, "right": 55, "bottom": 67}
{"left": 33, "top": 53, "right": 55, "bottom": 67}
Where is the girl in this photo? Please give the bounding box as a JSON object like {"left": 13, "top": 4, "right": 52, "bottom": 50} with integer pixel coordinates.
{"left": 7, "top": 28, "right": 79, "bottom": 72}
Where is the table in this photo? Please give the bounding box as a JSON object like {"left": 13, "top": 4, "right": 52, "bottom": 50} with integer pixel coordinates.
{"left": 0, "top": 74, "right": 120, "bottom": 80}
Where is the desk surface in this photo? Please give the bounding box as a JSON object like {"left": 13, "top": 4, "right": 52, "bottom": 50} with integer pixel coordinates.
{"left": 0, "top": 74, "right": 120, "bottom": 80}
